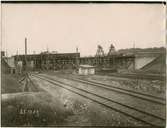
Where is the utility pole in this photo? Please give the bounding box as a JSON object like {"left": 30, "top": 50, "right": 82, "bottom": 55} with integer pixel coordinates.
{"left": 133, "top": 42, "right": 136, "bottom": 71}
{"left": 25, "top": 38, "right": 27, "bottom": 72}
{"left": 46, "top": 45, "right": 49, "bottom": 52}
{"left": 25, "top": 38, "right": 27, "bottom": 55}
{"left": 16, "top": 49, "right": 18, "bottom": 72}
{"left": 75, "top": 46, "right": 79, "bottom": 73}
{"left": 6, "top": 49, "right": 8, "bottom": 64}
{"left": 76, "top": 46, "right": 79, "bottom": 67}
{"left": 46, "top": 45, "right": 49, "bottom": 70}
{"left": 16, "top": 49, "right": 18, "bottom": 55}
{"left": 133, "top": 42, "right": 135, "bottom": 54}
{"left": 76, "top": 46, "right": 78, "bottom": 53}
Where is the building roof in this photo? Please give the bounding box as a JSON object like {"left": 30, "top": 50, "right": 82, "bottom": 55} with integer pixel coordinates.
{"left": 79, "top": 65, "right": 95, "bottom": 68}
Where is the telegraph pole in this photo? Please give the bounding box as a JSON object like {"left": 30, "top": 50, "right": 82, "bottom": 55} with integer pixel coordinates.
{"left": 76, "top": 46, "right": 79, "bottom": 67}
{"left": 133, "top": 42, "right": 135, "bottom": 54}
{"left": 16, "top": 49, "right": 18, "bottom": 73}
{"left": 24, "top": 37, "right": 29, "bottom": 91}
{"left": 25, "top": 38, "right": 27, "bottom": 72}
{"left": 133, "top": 42, "right": 136, "bottom": 71}
{"left": 25, "top": 38, "right": 27, "bottom": 55}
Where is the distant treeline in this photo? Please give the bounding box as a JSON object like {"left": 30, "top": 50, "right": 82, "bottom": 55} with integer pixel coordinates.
{"left": 118, "top": 47, "right": 166, "bottom": 54}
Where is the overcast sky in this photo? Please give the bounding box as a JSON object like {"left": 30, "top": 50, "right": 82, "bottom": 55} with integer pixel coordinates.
{"left": 2, "top": 3, "right": 165, "bottom": 57}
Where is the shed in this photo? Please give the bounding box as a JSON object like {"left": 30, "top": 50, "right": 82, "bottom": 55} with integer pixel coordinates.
{"left": 78, "top": 65, "right": 95, "bottom": 75}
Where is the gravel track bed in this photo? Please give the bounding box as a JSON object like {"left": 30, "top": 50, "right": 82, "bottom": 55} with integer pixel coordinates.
{"left": 40, "top": 73, "right": 165, "bottom": 120}
{"left": 31, "top": 76, "right": 146, "bottom": 126}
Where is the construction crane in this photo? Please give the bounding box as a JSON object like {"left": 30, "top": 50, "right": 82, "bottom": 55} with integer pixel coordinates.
{"left": 95, "top": 45, "right": 105, "bottom": 57}
{"left": 108, "top": 44, "right": 116, "bottom": 56}
{"left": 95, "top": 45, "right": 105, "bottom": 68}
{"left": 107, "top": 44, "right": 117, "bottom": 69}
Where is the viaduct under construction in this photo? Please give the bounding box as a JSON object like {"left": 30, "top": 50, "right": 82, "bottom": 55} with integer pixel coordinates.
{"left": 14, "top": 43, "right": 135, "bottom": 72}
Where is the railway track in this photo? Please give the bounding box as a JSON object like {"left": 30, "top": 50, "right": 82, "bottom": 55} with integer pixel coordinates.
{"left": 54, "top": 74, "right": 165, "bottom": 105}
{"left": 32, "top": 74, "right": 165, "bottom": 127}
{"left": 105, "top": 73, "right": 165, "bottom": 81}
{"left": 36, "top": 73, "right": 166, "bottom": 117}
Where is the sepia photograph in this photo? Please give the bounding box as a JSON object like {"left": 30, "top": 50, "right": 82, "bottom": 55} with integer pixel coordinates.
{"left": 1, "top": 1, "right": 166, "bottom": 127}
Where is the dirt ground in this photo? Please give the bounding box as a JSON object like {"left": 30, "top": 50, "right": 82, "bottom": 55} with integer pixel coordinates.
{"left": 1, "top": 73, "right": 74, "bottom": 126}
{"left": 2, "top": 71, "right": 164, "bottom": 126}
{"left": 31, "top": 76, "right": 145, "bottom": 126}
{"left": 83, "top": 74, "right": 165, "bottom": 99}
{"left": 47, "top": 70, "right": 165, "bottom": 99}
{"left": 37, "top": 72, "right": 165, "bottom": 120}
{"left": 1, "top": 74, "right": 23, "bottom": 94}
